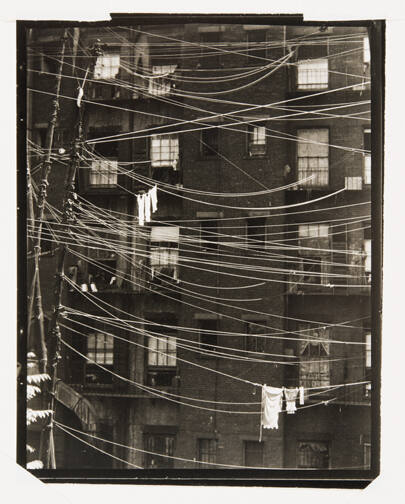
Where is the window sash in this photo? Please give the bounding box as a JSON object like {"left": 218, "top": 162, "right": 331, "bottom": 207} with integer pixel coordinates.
{"left": 297, "top": 441, "right": 329, "bottom": 468}
{"left": 297, "top": 129, "right": 329, "bottom": 186}
{"left": 89, "top": 159, "right": 118, "bottom": 186}
{"left": 94, "top": 53, "right": 120, "bottom": 80}
{"left": 298, "top": 224, "right": 329, "bottom": 238}
{"left": 364, "top": 239, "right": 371, "bottom": 273}
{"left": 363, "top": 154, "right": 371, "bottom": 184}
{"left": 150, "top": 135, "right": 179, "bottom": 167}
{"left": 198, "top": 439, "right": 217, "bottom": 464}
{"left": 148, "top": 65, "right": 177, "bottom": 96}
{"left": 148, "top": 335, "right": 177, "bottom": 366}
{"left": 87, "top": 332, "right": 114, "bottom": 365}
{"left": 365, "top": 333, "right": 371, "bottom": 368}
{"left": 297, "top": 59, "right": 328, "bottom": 89}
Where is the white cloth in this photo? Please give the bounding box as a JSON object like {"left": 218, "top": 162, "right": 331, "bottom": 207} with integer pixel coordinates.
{"left": 299, "top": 386, "right": 305, "bottom": 405}
{"left": 137, "top": 194, "right": 145, "bottom": 226}
{"left": 150, "top": 185, "right": 158, "bottom": 213}
{"left": 261, "top": 385, "right": 283, "bottom": 430}
{"left": 145, "top": 192, "right": 151, "bottom": 223}
{"left": 284, "top": 387, "right": 299, "bottom": 414}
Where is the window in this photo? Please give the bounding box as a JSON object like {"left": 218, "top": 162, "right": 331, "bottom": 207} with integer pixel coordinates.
{"left": 148, "top": 65, "right": 177, "bottom": 96}
{"left": 298, "top": 223, "right": 329, "bottom": 239}
{"left": 245, "top": 321, "right": 266, "bottom": 353}
{"left": 247, "top": 124, "right": 266, "bottom": 156}
{"left": 150, "top": 134, "right": 179, "bottom": 169}
{"left": 365, "top": 333, "right": 371, "bottom": 369}
{"left": 299, "top": 326, "right": 330, "bottom": 388}
{"left": 363, "top": 36, "right": 370, "bottom": 65}
{"left": 201, "top": 128, "right": 219, "bottom": 157}
{"left": 297, "top": 129, "right": 329, "bottom": 187}
{"left": 244, "top": 441, "right": 263, "bottom": 467}
{"left": 298, "top": 257, "right": 329, "bottom": 286}
{"left": 198, "top": 319, "right": 218, "bottom": 353}
{"left": 297, "top": 441, "right": 329, "bottom": 468}
{"left": 144, "top": 434, "right": 174, "bottom": 468}
{"left": 363, "top": 129, "right": 371, "bottom": 185}
{"left": 298, "top": 224, "right": 329, "bottom": 257}
{"left": 364, "top": 239, "right": 371, "bottom": 283}
{"left": 94, "top": 52, "right": 120, "bottom": 80}
{"left": 297, "top": 59, "right": 328, "bottom": 90}
{"left": 200, "top": 220, "right": 218, "bottom": 250}
{"left": 89, "top": 159, "right": 118, "bottom": 186}
{"left": 147, "top": 324, "right": 177, "bottom": 387}
{"left": 150, "top": 226, "right": 179, "bottom": 282}
{"left": 198, "top": 439, "right": 217, "bottom": 465}
{"left": 85, "top": 331, "right": 114, "bottom": 384}
{"left": 200, "top": 32, "right": 221, "bottom": 68}
{"left": 148, "top": 334, "right": 177, "bottom": 367}
{"left": 363, "top": 442, "right": 371, "bottom": 469}
{"left": 246, "top": 218, "right": 266, "bottom": 249}
{"left": 87, "top": 133, "right": 119, "bottom": 187}
{"left": 87, "top": 227, "right": 117, "bottom": 290}
{"left": 245, "top": 30, "right": 267, "bottom": 62}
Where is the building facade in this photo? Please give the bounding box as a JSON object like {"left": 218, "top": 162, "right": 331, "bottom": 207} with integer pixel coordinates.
{"left": 26, "top": 21, "right": 372, "bottom": 471}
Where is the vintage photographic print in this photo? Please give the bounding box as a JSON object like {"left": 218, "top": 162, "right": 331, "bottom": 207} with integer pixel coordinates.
{"left": 18, "top": 13, "right": 383, "bottom": 486}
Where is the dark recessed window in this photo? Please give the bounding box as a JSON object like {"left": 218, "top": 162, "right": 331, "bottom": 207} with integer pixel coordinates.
{"left": 201, "top": 128, "right": 219, "bottom": 157}
{"left": 198, "top": 319, "right": 218, "bottom": 353}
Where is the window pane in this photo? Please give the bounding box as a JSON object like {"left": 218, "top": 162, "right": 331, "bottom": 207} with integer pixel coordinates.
{"left": 297, "top": 59, "right": 328, "bottom": 89}
{"left": 297, "top": 441, "right": 329, "bottom": 468}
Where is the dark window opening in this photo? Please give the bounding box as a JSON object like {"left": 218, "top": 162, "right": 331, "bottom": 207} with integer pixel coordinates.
{"left": 201, "top": 128, "right": 219, "bottom": 157}
{"left": 198, "top": 439, "right": 217, "bottom": 465}
{"left": 245, "top": 320, "right": 266, "bottom": 353}
{"left": 200, "top": 220, "right": 218, "bottom": 250}
{"left": 200, "top": 32, "right": 221, "bottom": 68}
{"left": 247, "top": 218, "right": 266, "bottom": 249}
{"left": 198, "top": 319, "right": 218, "bottom": 353}
{"left": 144, "top": 434, "right": 175, "bottom": 468}
{"left": 297, "top": 441, "right": 330, "bottom": 468}
{"left": 244, "top": 441, "right": 263, "bottom": 467}
{"left": 246, "top": 30, "right": 267, "bottom": 62}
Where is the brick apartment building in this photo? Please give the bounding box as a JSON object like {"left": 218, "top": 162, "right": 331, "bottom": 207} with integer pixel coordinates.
{"left": 25, "top": 20, "right": 373, "bottom": 471}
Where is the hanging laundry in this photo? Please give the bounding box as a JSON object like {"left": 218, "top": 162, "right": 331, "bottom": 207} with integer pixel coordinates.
{"left": 150, "top": 185, "right": 158, "bottom": 213}
{"left": 284, "top": 387, "right": 299, "bottom": 414}
{"left": 144, "top": 191, "right": 151, "bottom": 223}
{"left": 261, "top": 385, "right": 283, "bottom": 431}
{"left": 137, "top": 193, "right": 145, "bottom": 226}
{"left": 299, "top": 386, "right": 305, "bottom": 405}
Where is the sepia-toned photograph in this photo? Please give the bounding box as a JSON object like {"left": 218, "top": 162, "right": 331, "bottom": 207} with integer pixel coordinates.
{"left": 18, "top": 12, "right": 384, "bottom": 486}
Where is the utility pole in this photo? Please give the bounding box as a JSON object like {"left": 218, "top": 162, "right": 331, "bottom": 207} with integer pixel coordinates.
{"left": 29, "top": 28, "right": 69, "bottom": 374}
{"left": 43, "top": 39, "right": 104, "bottom": 469}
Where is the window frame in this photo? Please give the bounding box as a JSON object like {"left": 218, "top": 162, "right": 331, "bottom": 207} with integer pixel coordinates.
{"left": 200, "top": 127, "right": 219, "bottom": 157}
{"left": 296, "top": 440, "right": 330, "bottom": 468}
{"left": 298, "top": 325, "right": 330, "bottom": 388}
{"left": 198, "top": 319, "right": 219, "bottom": 354}
{"left": 296, "top": 128, "right": 329, "bottom": 188}
{"left": 150, "top": 133, "right": 180, "bottom": 169}
{"left": 363, "top": 128, "right": 371, "bottom": 185}
{"left": 198, "top": 438, "right": 217, "bottom": 465}
{"left": 247, "top": 123, "right": 267, "bottom": 157}
{"left": 85, "top": 330, "right": 114, "bottom": 385}
{"left": 297, "top": 58, "right": 329, "bottom": 90}
{"left": 243, "top": 440, "right": 264, "bottom": 467}
{"left": 143, "top": 433, "right": 175, "bottom": 468}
